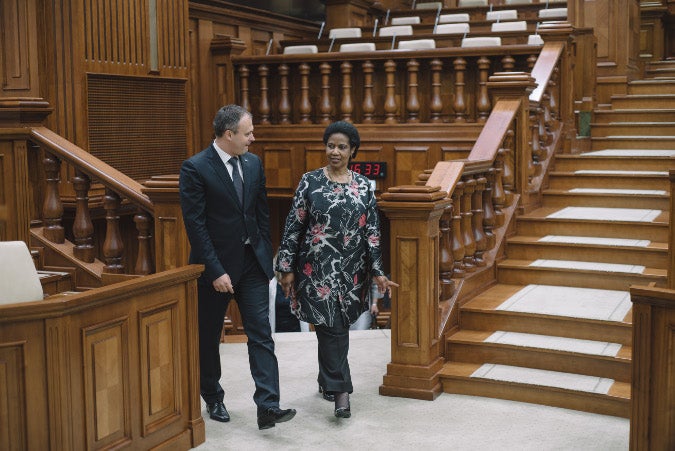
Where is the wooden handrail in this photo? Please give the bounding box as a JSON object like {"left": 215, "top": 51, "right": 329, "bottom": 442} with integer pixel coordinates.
{"left": 29, "top": 126, "right": 153, "bottom": 213}
{"left": 530, "top": 41, "right": 565, "bottom": 102}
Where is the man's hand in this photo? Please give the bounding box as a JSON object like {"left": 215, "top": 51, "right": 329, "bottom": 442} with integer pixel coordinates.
{"left": 374, "top": 275, "right": 399, "bottom": 298}
{"left": 213, "top": 273, "right": 235, "bottom": 294}
{"left": 280, "top": 272, "right": 295, "bottom": 299}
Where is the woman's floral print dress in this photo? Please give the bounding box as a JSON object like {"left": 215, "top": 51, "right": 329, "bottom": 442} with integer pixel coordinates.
{"left": 276, "top": 169, "right": 385, "bottom": 327}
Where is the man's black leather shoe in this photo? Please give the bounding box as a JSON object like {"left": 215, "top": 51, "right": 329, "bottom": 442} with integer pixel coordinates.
{"left": 257, "top": 407, "right": 297, "bottom": 430}
{"left": 206, "top": 401, "right": 230, "bottom": 422}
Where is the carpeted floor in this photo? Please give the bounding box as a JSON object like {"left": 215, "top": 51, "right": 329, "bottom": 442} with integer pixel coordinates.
{"left": 193, "top": 329, "right": 629, "bottom": 450}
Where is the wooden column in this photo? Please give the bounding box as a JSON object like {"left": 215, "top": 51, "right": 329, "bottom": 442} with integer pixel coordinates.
{"left": 378, "top": 186, "right": 451, "bottom": 401}
{"left": 630, "top": 286, "right": 675, "bottom": 450}
{"left": 142, "top": 176, "right": 191, "bottom": 273}
{"left": 210, "top": 36, "right": 247, "bottom": 143}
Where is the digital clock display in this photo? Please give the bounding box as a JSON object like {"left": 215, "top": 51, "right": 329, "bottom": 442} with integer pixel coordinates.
{"left": 349, "top": 161, "right": 387, "bottom": 179}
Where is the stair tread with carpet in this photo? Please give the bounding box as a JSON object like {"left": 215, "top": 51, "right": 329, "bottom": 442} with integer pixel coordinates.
{"left": 540, "top": 189, "right": 668, "bottom": 209}
{"left": 591, "top": 109, "right": 675, "bottom": 123}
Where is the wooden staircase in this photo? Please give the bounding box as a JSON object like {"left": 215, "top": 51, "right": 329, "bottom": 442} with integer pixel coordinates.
{"left": 439, "top": 63, "right": 675, "bottom": 417}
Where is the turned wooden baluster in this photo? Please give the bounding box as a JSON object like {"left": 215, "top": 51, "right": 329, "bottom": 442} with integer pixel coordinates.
{"left": 42, "top": 153, "right": 64, "bottom": 243}
{"left": 71, "top": 170, "right": 95, "bottom": 262}
{"left": 384, "top": 59, "right": 398, "bottom": 124}
{"left": 319, "top": 62, "right": 332, "bottom": 124}
{"left": 529, "top": 108, "right": 542, "bottom": 178}
{"left": 362, "top": 61, "right": 375, "bottom": 124}
{"left": 439, "top": 207, "right": 455, "bottom": 298}
{"left": 471, "top": 175, "right": 487, "bottom": 266}
{"left": 299, "top": 63, "right": 312, "bottom": 124}
{"left": 476, "top": 56, "right": 491, "bottom": 123}
{"left": 453, "top": 57, "right": 467, "bottom": 123}
{"left": 542, "top": 92, "right": 553, "bottom": 146}
{"left": 239, "top": 65, "right": 250, "bottom": 112}
{"left": 461, "top": 176, "right": 476, "bottom": 271}
{"left": 501, "top": 129, "right": 515, "bottom": 203}
{"left": 278, "top": 63, "right": 291, "bottom": 124}
{"left": 482, "top": 169, "right": 497, "bottom": 250}
{"left": 429, "top": 59, "right": 443, "bottom": 123}
{"left": 258, "top": 64, "right": 271, "bottom": 124}
{"left": 406, "top": 58, "right": 420, "bottom": 123}
{"left": 340, "top": 61, "right": 353, "bottom": 122}
{"left": 493, "top": 150, "right": 507, "bottom": 227}
{"left": 134, "top": 209, "right": 154, "bottom": 275}
{"left": 501, "top": 55, "right": 515, "bottom": 71}
{"left": 102, "top": 189, "right": 124, "bottom": 274}
{"left": 549, "top": 66, "right": 559, "bottom": 120}
{"left": 527, "top": 54, "right": 537, "bottom": 71}
{"left": 451, "top": 182, "right": 466, "bottom": 276}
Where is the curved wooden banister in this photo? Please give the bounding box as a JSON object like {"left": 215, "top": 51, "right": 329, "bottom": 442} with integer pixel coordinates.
{"left": 29, "top": 126, "right": 153, "bottom": 213}
{"left": 529, "top": 41, "right": 565, "bottom": 103}
{"left": 466, "top": 98, "right": 520, "bottom": 162}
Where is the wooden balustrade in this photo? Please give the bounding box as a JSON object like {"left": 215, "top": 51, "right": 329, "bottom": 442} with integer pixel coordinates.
{"left": 233, "top": 46, "right": 539, "bottom": 125}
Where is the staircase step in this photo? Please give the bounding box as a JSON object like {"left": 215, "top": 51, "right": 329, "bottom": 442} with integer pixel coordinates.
{"left": 591, "top": 136, "right": 675, "bottom": 150}
{"left": 439, "top": 362, "right": 630, "bottom": 417}
{"left": 628, "top": 80, "right": 675, "bottom": 95}
{"left": 592, "top": 109, "right": 675, "bottom": 123}
{"left": 497, "top": 258, "right": 666, "bottom": 291}
{"left": 541, "top": 188, "right": 669, "bottom": 210}
{"left": 610, "top": 94, "right": 675, "bottom": 109}
{"left": 446, "top": 330, "right": 631, "bottom": 381}
{"left": 591, "top": 122, "right": 675, "bottom": 136}
{"left": 553, "top": 150, "right": 675, "bottom": 172}
{"left": 644, "top": 68, "right": 675, "bottom": 78}
{"left": 547, "top": 170, "right": 670, "bottom": 191}
{"left": 506, "top": 235, "right": 668, "bottom": 268}
{"left": 460, "top": 284, "right": 632, "bottom": 344}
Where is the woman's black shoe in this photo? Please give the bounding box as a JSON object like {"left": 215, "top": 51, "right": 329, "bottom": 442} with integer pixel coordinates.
{"left": 318, "top": 384, "right": 335, "bottom": 402}
{"left": 334, "top": 392, "right": 351, "bottom": 418}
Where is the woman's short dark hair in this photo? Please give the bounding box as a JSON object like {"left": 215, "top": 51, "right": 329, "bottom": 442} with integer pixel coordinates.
{"left": 213, "top": 104, "right": 252, "bottom": 137}
{"left": 323, "top": 121, "right": 361, "bottom": 159}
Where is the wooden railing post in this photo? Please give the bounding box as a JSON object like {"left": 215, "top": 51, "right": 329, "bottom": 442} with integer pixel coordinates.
{"left": 378, "top": 186, "right": 451, "bottom": 401}
{"left": 670, "top": 170, "right": 675, "bottom": 289}
{"left": 142, "top": 176, "right": 190, "bottom": 273}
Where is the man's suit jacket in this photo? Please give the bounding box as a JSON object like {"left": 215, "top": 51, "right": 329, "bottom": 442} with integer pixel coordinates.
{"left": 179, "top": 145, "right": 274, "bottom": 285}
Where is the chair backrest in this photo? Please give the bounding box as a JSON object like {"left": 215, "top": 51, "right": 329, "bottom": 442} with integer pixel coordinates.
{"left": 461, "top": 36, "right": 502, "bottom": 47}
{"left": 391, "top": 16, "right": 421, "bottom": 25}
{"left": 491, "top": 20, "right": 527, "bottom": 32}
{"left": 439, "top": 13, "right": 470, "bottom": 24}
{"left": 339, "top": 42, "right": 377, "bottom": 52}
{"left": 538, "top": 7, "right": 567, "bottom": 19}
{"left": 379, "top": 25, "right": 414, "bottom": 37}
{"left": 434, "top": 23, "right": 470, "bottom": 35}
{"left": 527, "top": 34, "right": 544, "bottom": 45}
{"left": 398, "top": 39, "right": 436, "bottom": 50}
{"left": 283, "top": 45, "right": 319, "bottom": 55}
{"left": 486, "top": 9, "right": 518, "bottom": 21}
{"left": 0, "top": 241, "right": 44, "bottom": 304}
{"left": 329, "top": 28, "right": 362, "bottom": 39}
{"left": 415, "top": 2, "right": 443, "bottom": 10}
{"left": 458, "top": 0, "right": 488, "bottom": 6}
{"left": 506, "top": 0, "right": 533, "bottom": 4}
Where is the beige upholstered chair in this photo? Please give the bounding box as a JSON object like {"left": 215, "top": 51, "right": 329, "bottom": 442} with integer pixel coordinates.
{"left": 527, "top": 34, "right": 544, "bottom": 45}
{"left": 391, "top": 16, "right": 421, "bottom": 25}
{"left": 415, "top": 2, "right": 443, "bottom": 10}
{"left": 0, "top": 241, "right": 44, "bottom": 304}
{"left": 491, "top": 20, "right": 528, "bottom": 32}
{"left": 434, "top": 23, "right": 470, "bottom": 35}
{"left": 379, "top": 25, "right": 414, "bottom": 37}
{"left": 398, "top": 39, "right": 436, "bottom": 50}
{"left": 329, "top": 28, "right": 362, "bottom": 39}
{"left": 486, "top": 9, "right": 518, "bottom": 21}
{"left": 461, "top": 36, "right": 502, "bottom": 47}
{"left": 339, "top": 42, "right": 377, "bottom": 52}
{"left": 506, "top": 0, "right": 533, "bottom": 4}
{"left": 283, "top": 45, "right": 319, "bottom": 55}
{"left": 539, "top": 8, "right": 567, "bottom": 19}
{"left": 439, "top": 13, "right": 470, "bottom": 23}
{"left": 458, "top": 0, "right": 488, "bottom": 7}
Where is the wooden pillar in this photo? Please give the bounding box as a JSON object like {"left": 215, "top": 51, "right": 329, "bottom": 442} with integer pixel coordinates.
{"left": 142, "top": 176, "right": 191, "bottom": 272}
{"left": 630, "top": 286, "right": 675, "bottom": 450}
{"left": 378, "top": 186, "right": 451, "bottom": 401}
{"left": 324, "top": 0, "right": 375, "bottom": 29}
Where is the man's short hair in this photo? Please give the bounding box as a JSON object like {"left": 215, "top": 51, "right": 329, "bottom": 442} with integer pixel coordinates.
{"left": 213, "top": 105, "right": 252, "bottom": 137}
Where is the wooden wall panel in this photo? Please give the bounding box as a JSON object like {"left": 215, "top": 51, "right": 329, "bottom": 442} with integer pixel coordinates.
{"left": 394, "top": 146, "right": 431, "bottom": 187}
{"left": 397, "top": 237, "right": 420, "bottom": 347}
{"left": 0, "top": 344, "right": 27, "bottom": 451}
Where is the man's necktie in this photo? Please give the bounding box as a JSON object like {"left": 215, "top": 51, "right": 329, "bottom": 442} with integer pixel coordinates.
{"left": 229, "top": 157, "right": 244, "bottom": 205}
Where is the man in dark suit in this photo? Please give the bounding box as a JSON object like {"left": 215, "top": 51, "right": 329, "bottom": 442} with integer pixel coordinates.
{"left": 179, "top": 104, "right": 296, "bottom": 430}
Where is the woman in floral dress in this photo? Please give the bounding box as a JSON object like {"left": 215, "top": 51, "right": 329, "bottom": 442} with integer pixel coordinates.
{"left": 276, "top": 121, "right": 397, "bottom": 419}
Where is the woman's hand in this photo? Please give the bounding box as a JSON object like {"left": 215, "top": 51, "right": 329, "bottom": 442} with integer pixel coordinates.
{"left": 280, "top": 272, "right": 295, "bottom": 299}
{"left": 374, "top": 275, "right": 399, "bottom": 297}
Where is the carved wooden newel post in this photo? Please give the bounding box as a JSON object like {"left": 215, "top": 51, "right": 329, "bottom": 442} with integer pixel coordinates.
{"left": 378, "top": 184, "right": 451, "bottom": 400}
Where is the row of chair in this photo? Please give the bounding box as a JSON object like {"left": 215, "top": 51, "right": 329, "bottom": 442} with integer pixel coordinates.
{"left": 283, "top": 33, "right": 543, "bottom": 54}
{"left": 415, "top": 0, "right": 565, "bottom": 8}
{"left": 391, "top": 6, "right": 567, "bottom": 25}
